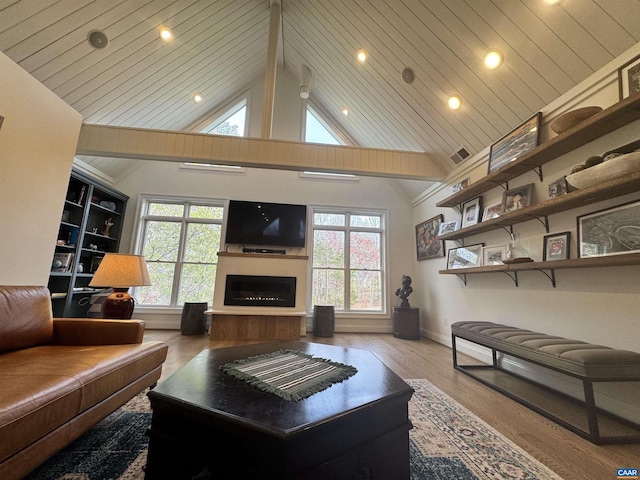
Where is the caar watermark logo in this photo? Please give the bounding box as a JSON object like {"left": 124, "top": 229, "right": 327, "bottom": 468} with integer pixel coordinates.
{"left": 617, "top": 469, "right": 639, "bottom": 479}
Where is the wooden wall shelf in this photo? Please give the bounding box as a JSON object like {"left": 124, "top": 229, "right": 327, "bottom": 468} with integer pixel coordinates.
{"left": 440, "top": 253, "right": 640, "bottom": 287}
{"left": 438, "top": 171, "right": 640, "bottom": 241}
{"left": 437, "top": 92, "right": 640, "bottom": 209}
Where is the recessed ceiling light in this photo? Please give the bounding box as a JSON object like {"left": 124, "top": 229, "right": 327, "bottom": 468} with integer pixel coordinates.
{"left": 448, "top": 96, "right": 462, "bottom": 110}
{"left": 193, "top": 93, "right": 203, "bottom": 103}
{"left": 356, "top": 49, "right": 367, "bottom": 64}
{"left": 160, "top": 27, "right": 173, "bottom": 41}
{"left": 543, "top": 0, "right": 560, "bottom": 4}
{"left": 342, "top": 108, "right": 350, "bottom": 116}
{"left": 484, "top": 50, "right": 503, "bottom": 69}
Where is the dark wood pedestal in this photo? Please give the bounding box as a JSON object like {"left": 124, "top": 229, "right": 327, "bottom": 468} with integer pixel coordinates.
{"left": 393, "top": 307, "right": 420, "bottom": 339}
{"left": 145, "top": 342, "right": 413, "bottom": 479}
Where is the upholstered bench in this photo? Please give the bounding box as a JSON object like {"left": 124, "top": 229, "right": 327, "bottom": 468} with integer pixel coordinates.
{"left": 451, "top": 321, "right": 640, "bottom": 444}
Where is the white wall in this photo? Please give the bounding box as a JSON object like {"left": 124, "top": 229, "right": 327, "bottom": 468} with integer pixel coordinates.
{"left": 412, "top": 46, "right": 640, "bottom": 422}
{"left": 0, "top": 52, "right": 82, "bottom": 285}
{"left": 113, "top": 68, "right": 416, "bottom": 330}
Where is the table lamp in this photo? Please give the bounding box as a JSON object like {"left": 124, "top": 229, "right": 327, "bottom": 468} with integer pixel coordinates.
{"left": 89, "top": 253, "right": 151, "bottom": 319}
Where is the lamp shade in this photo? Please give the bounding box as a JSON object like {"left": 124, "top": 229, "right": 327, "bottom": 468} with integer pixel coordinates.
{"left": 89, "top": 254, "right": 151, "bottom": 288}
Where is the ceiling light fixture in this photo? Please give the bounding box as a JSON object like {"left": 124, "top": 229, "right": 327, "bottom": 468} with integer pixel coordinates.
{"left": 543, "top": 0, "right": 561, "bottom": 4}
{"left": 342, "top": 108, "right": 350, "bottom": 116}
{"left": 484, "top": 50, "right": 503, "bottom": 69}
{"left": 356, "top": 49, "right": 367, "bottom": 64}
{"left": 299, "top": 64, "right": 312, "bottom": 99}
{"left": 193, "top": 93, "right": 203, "bottom": 103}
{"left": 448, "top": 96, "right": 462, "bottom": 110}
{"left": 160, "top": 27, "right": 173, "bottom": 41}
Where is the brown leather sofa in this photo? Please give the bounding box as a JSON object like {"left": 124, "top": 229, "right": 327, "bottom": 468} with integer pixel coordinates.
{"left": 0, "top": 285, "right": 168, "bottom": 479}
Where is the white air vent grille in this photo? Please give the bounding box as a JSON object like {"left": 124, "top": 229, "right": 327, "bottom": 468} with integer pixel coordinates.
{"left": 450, "top": 146, "right": 471, "bottom": 164}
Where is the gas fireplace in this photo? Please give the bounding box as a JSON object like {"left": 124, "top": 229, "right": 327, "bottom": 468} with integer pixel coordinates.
{"left": 224, "top": 275, "right": 297, "bottom": 308}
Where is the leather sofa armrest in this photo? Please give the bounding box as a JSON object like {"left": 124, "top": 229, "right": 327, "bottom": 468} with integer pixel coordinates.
{"left": 52, "top": 318, "right": 145, "bottom": 345}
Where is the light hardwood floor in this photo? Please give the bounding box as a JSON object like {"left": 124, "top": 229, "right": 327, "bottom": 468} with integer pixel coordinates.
{"left": 143, "top": 330, "right": 640, "bottom": 480}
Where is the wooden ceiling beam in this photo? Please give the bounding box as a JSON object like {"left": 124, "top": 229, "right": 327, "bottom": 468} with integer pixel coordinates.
{"left": 76, "top": 124, "right": 446, "bottom": 181}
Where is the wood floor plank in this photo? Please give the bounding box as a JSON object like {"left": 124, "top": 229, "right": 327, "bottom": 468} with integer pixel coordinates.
{"left": 143, "top": 331, "right": 640, "bottom": 480}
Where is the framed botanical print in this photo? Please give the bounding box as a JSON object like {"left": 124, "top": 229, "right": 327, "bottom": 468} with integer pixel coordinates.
{"left": 415, "top": 214, "right": 445, "bottom": 260}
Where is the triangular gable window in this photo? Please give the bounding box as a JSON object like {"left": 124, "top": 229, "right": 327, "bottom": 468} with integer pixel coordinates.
{"left": 201, "top": 100, "right": 247, "bottom": 137}
{"left": 305, "top": 105, "right": 347, "bottom": 145}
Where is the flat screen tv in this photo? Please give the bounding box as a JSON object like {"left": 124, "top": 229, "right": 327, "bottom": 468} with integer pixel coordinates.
{"left": 225, "top": 200, "right": 307, "bottom": 247}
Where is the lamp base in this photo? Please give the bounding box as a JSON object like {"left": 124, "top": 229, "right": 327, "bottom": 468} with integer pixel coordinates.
{"left": 102, "top": 288, "right": 135, "bottom": 319}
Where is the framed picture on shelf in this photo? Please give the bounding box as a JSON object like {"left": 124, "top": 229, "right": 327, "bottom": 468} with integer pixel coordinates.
{"left": 451, "top": 177, "right": 469, "bottom": 193}
{"left": 482, "top": 245, "right": 509, "bottom": 265}
{"left": 90, "top": 256, "right": 104, "bottom": 273}
{"left": 501, "top": 184, "right": 534, "bottom": 213}
{"left": 488, "top": 112, "right": 541, "bottom": 174}
{"left": 577, "top": 200, "right": 640, "bottom": 258}
{"left": 415, "top": 214, "right": 445, "bottom": 260}
{"left": 447, "top": 243, "right": 484, "bottom": 269}
{"left": 548, "top": 177, "right": 568, "bottom": 198}
{"left": 438, "top": 219, "right": 460, "bottom": 236}
{"left": 618, "top": 53, "right": 640, "bottom": 100}
{"left": 483, "top": 202, "right": 502, "bottom": 221}
{"left": 543, "top": 232, "right": 571, "bottom": 261}
{"left": 461, "top": 196, "right": 483, "bottom": 229}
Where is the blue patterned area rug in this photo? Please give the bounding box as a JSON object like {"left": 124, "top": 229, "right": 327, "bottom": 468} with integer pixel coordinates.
{"left": 25, "top": 380, "right": 562, "bottom": 479}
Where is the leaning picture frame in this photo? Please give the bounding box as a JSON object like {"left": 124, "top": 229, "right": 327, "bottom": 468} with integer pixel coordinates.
{"left": 577, "top": 200, "right": 640, "bottom": 258}
{"left": 618, "top": 53, "right": 640, "bottom": 100}
{"left": 488, "top": 112, "right": 542, "bottom": 174}
{"left": 482, "top": 245, "right": 509, "bottom": 266}
{"left": 415, "top": 214, "right": 445, "bottom": 260}
{"left": 501, "top": 183, "right": 534, "bottom": 214}
{"left": 461, "top": 196, "right": 483, "bottom": 229}
{"left": 543, "top": 232, "right": 571, "bottom": 261}
{"left": 482, "top": 202, "right": 502, "bottom": 221}
{"left": 447, "top": 243, "right": 484, "bottom": 269}
{"left": 438, "top": 219, "right": 460, "bottom": 237}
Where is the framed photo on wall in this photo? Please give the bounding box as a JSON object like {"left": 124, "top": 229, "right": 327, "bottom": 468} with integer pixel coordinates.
{"left": 577, "top": 200, "right": 640, "bottom": 258}
{"left": 618, "top": 53, "right": 640, "bottom": 100}
{"left": 543, "top": 232, "right": 571, "bottom": 261}
{"left": 501, "top": 184, "right": 534, "bottom": 213}
{"left": 415, "top": 214, "right": 445, "bottom": 260}
{"left": 447, "top": 243, "right": 484, "bottom": 269}
{"left": 488, "top": 112, "right": 541, "bottom": 174}
{"left": 461, "top": 196, "right": 483, "bottom": 229}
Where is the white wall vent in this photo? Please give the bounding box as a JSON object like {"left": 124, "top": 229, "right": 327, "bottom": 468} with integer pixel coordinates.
{"left": 450, "top": 146, "right": 471, "bottom": 164}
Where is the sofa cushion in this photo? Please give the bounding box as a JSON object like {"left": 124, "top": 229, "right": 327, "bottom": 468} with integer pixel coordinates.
{"left": 0, "top": 341, "right": 167, "bottom": 463}
{"left": 0, "top": 286, "right": 53, "bottom": 353}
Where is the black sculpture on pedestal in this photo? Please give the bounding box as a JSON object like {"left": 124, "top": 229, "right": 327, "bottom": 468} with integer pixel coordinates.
{"left": 395, "top": 275, "right": 413, "bottom": 308}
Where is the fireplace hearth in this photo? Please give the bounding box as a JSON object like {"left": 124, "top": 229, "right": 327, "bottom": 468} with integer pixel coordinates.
{"left": 224, "top": 275, "right": 297, "bottom": 307}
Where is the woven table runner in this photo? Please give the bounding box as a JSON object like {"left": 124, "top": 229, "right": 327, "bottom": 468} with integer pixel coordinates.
{"left": 220, "top": 349, "right": 358, "bottom": 401}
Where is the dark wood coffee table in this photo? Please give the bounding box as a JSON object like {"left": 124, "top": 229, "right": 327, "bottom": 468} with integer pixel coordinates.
{"left": 145, "top": 341, "right": 413, "bottom": 479}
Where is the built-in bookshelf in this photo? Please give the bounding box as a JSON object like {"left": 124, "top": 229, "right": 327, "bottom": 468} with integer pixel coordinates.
{"left": 48, "top": 169, "right": 128, "bottom": 317}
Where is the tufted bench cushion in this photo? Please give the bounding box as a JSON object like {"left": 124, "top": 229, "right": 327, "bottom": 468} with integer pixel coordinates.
{"left": 451, "top": 321, "right": 640, "bottom": 379}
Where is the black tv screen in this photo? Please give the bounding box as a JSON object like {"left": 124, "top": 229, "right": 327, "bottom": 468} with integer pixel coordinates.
{"left": 225, "top": 200, "right": 307, "bottom": 247}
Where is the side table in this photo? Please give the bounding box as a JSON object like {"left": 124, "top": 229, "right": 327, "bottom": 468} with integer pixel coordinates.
{"left": 392, "top": 307, "right": 420, "bottom": 339}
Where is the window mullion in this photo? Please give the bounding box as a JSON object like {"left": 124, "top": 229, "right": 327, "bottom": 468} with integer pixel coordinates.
{"left": 171, "top": 215, "right": 189, "bottom": 307}
{"left": 344, "top": 214, "right": 351, "bottom": 311}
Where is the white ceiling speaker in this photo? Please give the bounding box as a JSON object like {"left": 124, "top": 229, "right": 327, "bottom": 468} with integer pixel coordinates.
{"left": 401, "top": 67, "right": 415, "bottom": 84}
{"left": 88, "top": 30, "right": 108, "bottom": 49}
{"left": 450, "top": 146, "right": 471, "bottom": 164}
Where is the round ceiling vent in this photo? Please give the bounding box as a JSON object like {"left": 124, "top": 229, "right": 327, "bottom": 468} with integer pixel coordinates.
{"left": 88, "top": 30, "right": 108, "bottom": 49}
{"left": 401, "top": 67, "right": 415, "bottom": 84}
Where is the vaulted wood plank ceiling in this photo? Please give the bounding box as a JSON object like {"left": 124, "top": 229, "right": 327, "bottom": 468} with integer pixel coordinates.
{"left": 1, "top": 0, "right": 639, "bottom": 198}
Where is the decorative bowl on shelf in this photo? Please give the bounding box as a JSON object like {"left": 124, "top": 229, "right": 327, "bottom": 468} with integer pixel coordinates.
{"left": 566, "top": 151, "right": 640, "bottom": 190}
{"left": 550, "top": 106, "right": 602, "bottom": 134}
